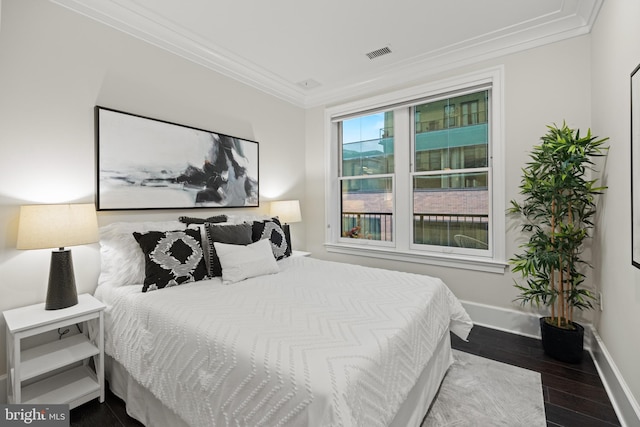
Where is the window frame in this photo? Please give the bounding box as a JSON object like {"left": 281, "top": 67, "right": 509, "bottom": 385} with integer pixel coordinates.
{"left": 338, "top": 173, "right": 396, "bottom": 247}
{"left": 409, "top": 88, "right": 491, "bottom": 257}
{"left": 337, "top": 109, "right": 396, "bottom": 246}
{"left": 324, "top": 67, "right": 507, "bottom": 273}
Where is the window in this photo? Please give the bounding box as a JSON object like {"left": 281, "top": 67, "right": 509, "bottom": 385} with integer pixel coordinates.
{"left": 340, "top": 112, "right": 394, "bottom": 242}
{"left": 326, "top": 67, "right": 506, "bottom": 273}
{"left": 412, "top": 91, "right": 489, "bottom": 249}
{"left": 461, "top": 100, "right": 480, "bottom": 126}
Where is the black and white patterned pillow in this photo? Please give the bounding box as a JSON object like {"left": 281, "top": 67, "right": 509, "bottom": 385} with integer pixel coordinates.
{"left": 251, "top": 217, "right": 291, "bottom": 260}
{"left": 133, "top": 229, "right": 207, "bottom": 292}
{"left": 204, "top": 222, "right": 253, "bottom": 277}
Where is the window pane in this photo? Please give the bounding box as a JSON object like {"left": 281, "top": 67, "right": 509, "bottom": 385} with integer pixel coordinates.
{"left": 341, "top": 112, "right": 394, "bottom": 177}
{"left": 341, "top": 177, "right": 393, "bottom": 241}
{"left": 413, "top": 173, "right": 488, "bottom": 248}
{"left": 414, "top": 91, "right": 488, "bottom": 172}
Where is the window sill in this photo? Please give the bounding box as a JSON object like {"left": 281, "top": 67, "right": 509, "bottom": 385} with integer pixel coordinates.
{"left": 324, "top": 243, "right": 508, "bottom": 274}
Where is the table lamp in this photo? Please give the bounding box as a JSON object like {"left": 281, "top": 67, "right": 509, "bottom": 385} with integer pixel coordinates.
{"left": 17, "top": 203, "right": 99, "bottom": 310}
{"left": 270, "top": 200, "right": 302, "bottom": 251}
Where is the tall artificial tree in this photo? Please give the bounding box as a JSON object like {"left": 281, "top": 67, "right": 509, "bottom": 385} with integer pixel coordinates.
{"left": 509, "top": 123, "right": 608, "bottom": 329}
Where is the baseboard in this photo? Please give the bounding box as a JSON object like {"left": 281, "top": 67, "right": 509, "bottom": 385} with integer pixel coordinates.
{"left": 588, "top": 326, "right": 640, "bottom": 427}
{"left": 460, "top": 300, "right": 640, "bottom": 427}
{"left": 0, "top": 374, "right": 6, "bottom": 404}
{"left": 460, "top": 300, "right": 542, "bottom": 339}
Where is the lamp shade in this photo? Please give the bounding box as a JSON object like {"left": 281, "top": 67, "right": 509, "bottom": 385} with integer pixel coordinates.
{"left": 17, "top": 203, "right": 99, "bottom": 250}
{"left": 17, "top": 203, "right": 98, "bottom": 310}
{"left": 270, "top": 200, "right": 302, "bottom": 224}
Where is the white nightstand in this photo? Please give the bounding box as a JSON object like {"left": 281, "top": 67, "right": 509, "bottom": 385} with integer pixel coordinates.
{"left": 4, "top": 293, "right": 105, "bottom": 409}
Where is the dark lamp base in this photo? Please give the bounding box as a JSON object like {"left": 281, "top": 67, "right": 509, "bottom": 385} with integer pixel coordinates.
{"left": 46, "top": 249, "right": 79, "bottom": 310}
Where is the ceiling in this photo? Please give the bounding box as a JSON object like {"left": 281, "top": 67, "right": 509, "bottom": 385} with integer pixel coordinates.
{"left": 51, "top": 0, "right": 603, "bottom": 108}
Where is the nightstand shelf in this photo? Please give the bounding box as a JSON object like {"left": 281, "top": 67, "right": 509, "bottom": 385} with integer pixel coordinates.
{"left": 21, "top": 365, "right": 100, "bottom": 407}
{"left": 19, "top": 334, "right": 100, "bottom": 381}
{"left": 4, "top": 293, "right": 105, "bottom": 409}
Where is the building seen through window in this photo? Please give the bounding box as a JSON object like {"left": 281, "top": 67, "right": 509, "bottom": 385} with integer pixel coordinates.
{"left": 339, "top": 90, "right": 489, "bottom": 249}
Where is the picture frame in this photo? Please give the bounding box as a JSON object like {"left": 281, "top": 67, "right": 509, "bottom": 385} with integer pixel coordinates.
{"left": 95, "top": 106, "right": 259, "bottom": 211}
{"left": 631, "top": 64, "right": 640, "bottom": 268}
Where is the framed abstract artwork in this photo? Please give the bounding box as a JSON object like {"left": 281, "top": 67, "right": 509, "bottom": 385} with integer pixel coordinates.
{"left": 95, "top": 107, "right": 259, "bottom": 211}
{"left": 631, "top": 64, "right": 640, "bottom": 268}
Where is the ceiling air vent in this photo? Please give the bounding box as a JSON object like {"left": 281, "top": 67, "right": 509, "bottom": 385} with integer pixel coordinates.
{"left": 366, "top": 46, "right": 392, "bottom": 60}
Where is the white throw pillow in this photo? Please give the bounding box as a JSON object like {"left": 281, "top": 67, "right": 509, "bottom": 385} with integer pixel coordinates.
{"left": 214, "top": 239, "right": 279, "bottom": 285}
{"left": 98, "top": 221, "right": 188, "bottom": 287}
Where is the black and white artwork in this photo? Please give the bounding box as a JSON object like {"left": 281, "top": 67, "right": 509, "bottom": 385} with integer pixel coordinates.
{"left": 96, "top": 107, "right": 259, "bottom": 210}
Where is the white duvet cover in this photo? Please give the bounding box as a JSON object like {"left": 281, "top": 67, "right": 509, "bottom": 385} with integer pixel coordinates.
{"left": 95, "top": 257, "right": 472, "bottom": 427}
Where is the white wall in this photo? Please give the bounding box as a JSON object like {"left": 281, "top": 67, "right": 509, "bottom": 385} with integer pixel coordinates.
{"left": 305, "top": 35, "right": 592, "bottom": 312}
{"left": 305, "top": 5, "right": 640, "bottom": 416}
{"left": 0, "top": 0, "right": 306, "bottom": 376}
{"left": 590, "top": 0, "right": 640, "bottom": 416}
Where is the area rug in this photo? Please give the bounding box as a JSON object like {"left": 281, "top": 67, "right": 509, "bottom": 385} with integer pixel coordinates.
{"left": 422, "top": 350, "right": 546, "bottom": 427}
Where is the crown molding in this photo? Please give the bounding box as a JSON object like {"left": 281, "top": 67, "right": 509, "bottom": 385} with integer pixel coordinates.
{"left": 303, "top": 0, "right": 603, "bottom": 107}
{"left": 50, "top": 0, "right": 307, "bottom": 106}
{"left": 50, "top": 0, "right": 603, "bottom": 109}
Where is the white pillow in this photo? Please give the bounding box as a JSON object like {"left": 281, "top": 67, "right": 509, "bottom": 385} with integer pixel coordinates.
{"left": 98, "top": 221, "right": 188, "bottom": 287}
{"left": 214, "top": 239, "right": 279, "bottom": 285}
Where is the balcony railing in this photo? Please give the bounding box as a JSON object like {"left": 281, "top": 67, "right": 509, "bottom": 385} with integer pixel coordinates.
{"left": 413, "top": 212, "right": 488, "bottom": 224}
{"left": 341, "top": 211, "right": 489, "bottom": 247}
{"left": 416, "top": 111, "right": 487, "bottom": 132}
{"left": 342, "top": 212, "right": 393, "bottom": 241}
{"left": 413, "top": 212, "right": 488, "bottom": 248}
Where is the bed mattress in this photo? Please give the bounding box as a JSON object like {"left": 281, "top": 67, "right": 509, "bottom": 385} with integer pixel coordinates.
{"left": 95, "top": 256, "right": 472, "bottom": 427}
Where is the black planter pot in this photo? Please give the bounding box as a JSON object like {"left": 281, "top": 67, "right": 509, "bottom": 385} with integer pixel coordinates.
{"left": 539, "top": 317, "right": 584, "bottom": 363}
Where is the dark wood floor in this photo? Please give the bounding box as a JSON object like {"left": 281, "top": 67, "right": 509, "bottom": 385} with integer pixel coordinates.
{"left": 451, "top": 325, "right": 620, "bottom": 427}
{"left": 70, "top": 325, "right": 620, "bottom": 426}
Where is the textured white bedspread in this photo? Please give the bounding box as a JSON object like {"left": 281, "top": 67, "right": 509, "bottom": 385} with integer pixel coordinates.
{"left": 95, "top": 257, "right": 472, "bottom": 427}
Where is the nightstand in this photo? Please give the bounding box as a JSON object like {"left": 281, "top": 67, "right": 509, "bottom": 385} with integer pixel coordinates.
{"left": 4, "top": 293, "right": 105, "bottom": 408}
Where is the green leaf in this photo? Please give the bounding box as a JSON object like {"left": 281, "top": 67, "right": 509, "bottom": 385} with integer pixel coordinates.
{"left": 508, "top": 122, "right": 608, "bottom": 314}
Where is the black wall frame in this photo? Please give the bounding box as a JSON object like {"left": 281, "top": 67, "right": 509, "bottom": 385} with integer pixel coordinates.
{"left": 631, "top": 64, "right": 640, "bottom": 268}
{"left": 95, "top": 106, "right": 259, "bottom": 211}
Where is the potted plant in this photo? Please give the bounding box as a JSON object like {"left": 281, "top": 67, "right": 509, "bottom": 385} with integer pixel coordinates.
{"left": 508, "top": 122, "right": 608, "bottom": 363}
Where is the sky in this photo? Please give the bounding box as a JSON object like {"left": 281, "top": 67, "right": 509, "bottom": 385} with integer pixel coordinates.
{"left": 342, "top": 113, "right": 386, "bottom": 144}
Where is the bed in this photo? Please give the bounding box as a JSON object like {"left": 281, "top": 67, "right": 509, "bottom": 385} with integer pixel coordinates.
{"left": 93, "top": 217, "right": 473, "bottom": 427}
